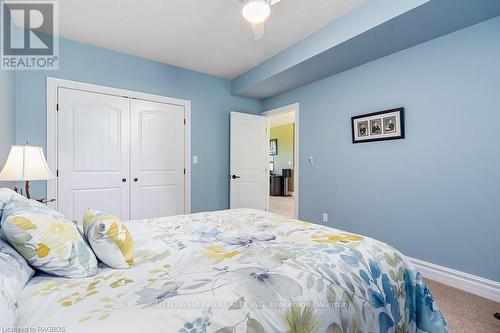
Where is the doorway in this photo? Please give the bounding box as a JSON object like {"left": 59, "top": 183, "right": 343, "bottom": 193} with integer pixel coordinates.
{"left": 263, "top": 103, "right": 299, "bottom": 219}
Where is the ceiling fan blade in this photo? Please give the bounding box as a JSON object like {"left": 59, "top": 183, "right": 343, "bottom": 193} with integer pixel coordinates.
{"left": 251, "top": 22, "right": 265, "bottom": 40}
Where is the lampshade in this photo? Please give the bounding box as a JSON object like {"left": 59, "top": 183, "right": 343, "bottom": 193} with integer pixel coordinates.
{"left": 0, "top": 145, "right": 56, "bottom": 181}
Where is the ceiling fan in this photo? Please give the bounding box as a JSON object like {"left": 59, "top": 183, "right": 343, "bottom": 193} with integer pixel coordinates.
{"left": 236, "top": 0, "right": 281, "bottom": 40}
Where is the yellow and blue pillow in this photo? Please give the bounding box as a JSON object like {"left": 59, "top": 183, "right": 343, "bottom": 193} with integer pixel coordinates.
{"left": 0, "top": 197, "right": 98, "bottom": 278}
{"left": 83, "top": 209, "right": 134, "bottom": 269}
{"left": 0, "top": 188, "right": 28, "bottom": 239}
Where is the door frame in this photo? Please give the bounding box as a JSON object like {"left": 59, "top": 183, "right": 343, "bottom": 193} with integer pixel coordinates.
{"left": 46, "top": 77, "right": 192, "bottom": 214}
{"left": 262, "top": 103, "right": 299, "bottom": 219}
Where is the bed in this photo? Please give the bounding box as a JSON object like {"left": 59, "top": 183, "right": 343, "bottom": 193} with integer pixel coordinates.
{"left": 14, "top": 209, "right": 448, "bottom": 333}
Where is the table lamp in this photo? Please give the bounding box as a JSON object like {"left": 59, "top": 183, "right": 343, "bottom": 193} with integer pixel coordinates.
{"left": 0, "top": 145, "right": 56, "bottom": 199}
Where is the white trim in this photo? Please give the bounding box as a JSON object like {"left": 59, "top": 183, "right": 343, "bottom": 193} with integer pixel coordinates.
{"left": 262, "top": 103, "right": 299, "bottom": 219}
{"left": 46, "top": 77, "right": 192, "bottom": 215}
{"left": 265, "top": 117, "right": 270, "bottom": 212}
{"left": 46, "top": 78, "right": 58, "bottom": 210}
{"left": 407, "top": 256, "right": 500, "bottom": 302}
{"left": 184, "top": 104, "right": 192, "bottom": 214}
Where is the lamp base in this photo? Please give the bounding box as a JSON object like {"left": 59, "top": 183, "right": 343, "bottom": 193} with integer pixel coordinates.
{"left": 14, "top": 182, "right": 55, "bottom": 204}
{"left": 25, "top": 180, "right": 31, "bottom": 199}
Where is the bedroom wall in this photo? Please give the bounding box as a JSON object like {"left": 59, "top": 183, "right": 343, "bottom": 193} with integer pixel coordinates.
{"left": 262, "top": 17, "right": 500, "bottom": 282}
{"left": 14, "top": 38, "right": 261, "bottom": 212}
{"left": 0, "top": 70, "right": 15, "bottom": 187}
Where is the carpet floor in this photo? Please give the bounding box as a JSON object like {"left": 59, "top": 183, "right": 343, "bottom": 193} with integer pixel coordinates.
{"left": 425, "top": 279, "right": 500, "bottom": 333}
{"left": 269, "top": 195, "right": 295, "bottom": 218}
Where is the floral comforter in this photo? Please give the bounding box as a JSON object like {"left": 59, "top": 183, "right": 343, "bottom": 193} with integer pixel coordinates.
{"left": 17, "top": 209, "right": 448, "bottom": 333}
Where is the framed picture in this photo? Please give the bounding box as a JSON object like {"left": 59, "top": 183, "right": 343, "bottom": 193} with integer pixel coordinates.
{"left": 351, "top": 107, "right": 405, "bottom": 143}
{"left": 270, "top": 139, "right": 278, "bottom": 155}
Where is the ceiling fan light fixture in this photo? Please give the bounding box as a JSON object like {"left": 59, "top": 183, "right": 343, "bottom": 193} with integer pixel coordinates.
{"left": 242, "top": 0, "right": 271, "bottom": 24}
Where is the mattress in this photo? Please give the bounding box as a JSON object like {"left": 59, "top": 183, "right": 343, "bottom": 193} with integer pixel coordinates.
{"left": 16, "top": 209, "right": 448, "bottom": 333}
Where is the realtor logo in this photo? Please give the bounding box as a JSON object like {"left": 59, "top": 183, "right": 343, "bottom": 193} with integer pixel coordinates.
{"left": 1, "top": 1, "right": 59, "bottom": 70}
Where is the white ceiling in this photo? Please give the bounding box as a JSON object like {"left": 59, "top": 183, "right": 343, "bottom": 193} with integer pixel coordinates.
{"left": 44, "top": 0, "right": 365, "bottom": 79}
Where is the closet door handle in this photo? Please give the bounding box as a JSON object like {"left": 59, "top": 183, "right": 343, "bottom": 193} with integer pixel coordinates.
{"left": 134, "top": 178, "right": 139, "bottom": 182}
{"left": 122, "top": 178, "right": 127, "bottom": 183}
{"left": 231, "top": 175, "right": 241, "bottom": 179}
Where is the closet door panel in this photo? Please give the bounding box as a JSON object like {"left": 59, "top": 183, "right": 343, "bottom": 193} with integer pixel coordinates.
{"left": 57, "top": 88, "right": 130, "bottom": 220}
{"left": 133, "top": 186, "right": 178, "bottom": 218}
{"left": 130, "top": 100, "right": 185, "bottom": 219}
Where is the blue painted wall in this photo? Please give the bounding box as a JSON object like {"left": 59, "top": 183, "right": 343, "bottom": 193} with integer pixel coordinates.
{"left": 0, "top": 69, "right": 15, "bottom": 187}
{"left": 14, "top": 38, "right": 261, "bottom": 212}
{"left": 262, "top": 17, "right": 500, "bottom": 282}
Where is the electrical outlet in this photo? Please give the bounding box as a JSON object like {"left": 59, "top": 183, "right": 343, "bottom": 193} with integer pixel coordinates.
{"left": 322, "top": 213, "right": 328, "bottom": 223}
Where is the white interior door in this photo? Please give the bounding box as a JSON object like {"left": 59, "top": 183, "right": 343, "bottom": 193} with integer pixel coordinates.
{"left": 230, "top": 112, "right": 268, "bottom": 210}
{"left": 58, "top": 88, "right": 130, "bottom": 220}
{"left": 130, "top": 99, "right": 185, "bottom": 219}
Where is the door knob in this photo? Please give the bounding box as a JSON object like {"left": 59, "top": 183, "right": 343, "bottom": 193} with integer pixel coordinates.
{"left": 134, "top": 178, "right": 138, "bottom": 182}
{"left": 122, "top": 178, "right": 127, "bottom": 182}
{"left": 231, "top": 175, "right": 241, "bottom": 179}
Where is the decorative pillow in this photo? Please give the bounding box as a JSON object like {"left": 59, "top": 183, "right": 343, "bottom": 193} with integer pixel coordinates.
{"left": 0, "top": 188, "right": 27, "bottom": 239}
{"left": 0, "top": 238, "right": 34, "bottom": 326}
{"left": 83, "top": 209, "right": 134, "bottom": 269}
{"left": 0, "top": 197, "right": 98, "bottom": 278}
{"left": 1, "top": 188, "right": 24, "bottom": 214}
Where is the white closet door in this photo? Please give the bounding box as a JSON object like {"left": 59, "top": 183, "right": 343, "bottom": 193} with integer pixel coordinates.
{"left": 58, "top": 88, "right": 130, "bottom": 220}
{"left": 130, "top": 99, "right": 185, "bottom": 220}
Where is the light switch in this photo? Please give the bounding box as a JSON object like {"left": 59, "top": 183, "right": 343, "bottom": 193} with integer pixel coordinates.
{"left": 192, "top": 156, "right": 198, "bottom": 164}
{"left": 308, "top": 156, "right": 314, "bottom": 165}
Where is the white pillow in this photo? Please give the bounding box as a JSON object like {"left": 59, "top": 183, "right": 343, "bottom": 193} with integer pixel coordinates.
{"left": 0, "top": 238, "right": 34, "bottom": 326}
{"left": 0, "top": 288, "right": 17, "bottom": 328}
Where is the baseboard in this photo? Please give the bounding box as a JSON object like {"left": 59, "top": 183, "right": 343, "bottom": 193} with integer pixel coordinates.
{"left": 407, "top": 257, "right": 500, "bottom": 303}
